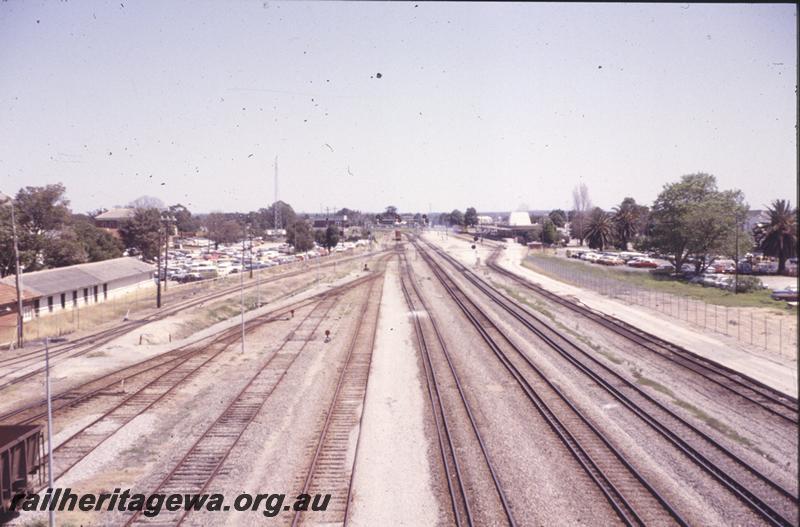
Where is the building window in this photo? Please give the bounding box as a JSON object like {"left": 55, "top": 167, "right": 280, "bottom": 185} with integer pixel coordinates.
{"left": 33, "top": 299, "right": 40, "bottom": 316}
{"left": 83, "top": 288, "right": 89, "bottom": 303}
{"left": 72, "top": 290, "right": 78, "bottom": 306}
{"left": 93, "top": 285, "right": 98, "bottom": 302}
{"left": 47, "top": 296, "right": 53, "bottom": 312}
{"left": 60, "top": 293, "right": 66, "bottom": 309}
{"left": 103, "top": 283, "right": 108, "bottom": 300}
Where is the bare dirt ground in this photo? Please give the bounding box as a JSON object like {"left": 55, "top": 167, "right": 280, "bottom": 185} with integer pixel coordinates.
{"left": 423, "top": 231, "right": 797, "bottom": 397}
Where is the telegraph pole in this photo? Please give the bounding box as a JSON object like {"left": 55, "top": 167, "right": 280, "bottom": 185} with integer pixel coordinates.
{"left": 44, "top": 337, "right": 54, "bottom": 527}
{"left": 163, "top": 224, "right": 169, "bottom": 292}
{"left": 9, "top": 202, "right": 24, "bottom": 347}
{"left": 156, "top": 228, "right": 162, "bottom": 308}
{"left": 274, "top": 155, "right": 280, "bottom": 230}
{"left": 240, "top": 225, "right": 246, "bottom": 354}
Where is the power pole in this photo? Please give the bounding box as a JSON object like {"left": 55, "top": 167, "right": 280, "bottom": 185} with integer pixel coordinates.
{"left": 10, "top": 202, "right": 24, "bottom": 347}
{"left": 163, "top": 224, "right": 169, "bottom": 292}
{"left": 240, "top": 225, "right": 246, "bottom": 354}
{"left": 274, "top": 155, "right": 279, "bottom": 230}
{"left": 734, "top": 213, "right": 740, "bottom": 294}
{"left": 156, "top": 229, "right": 162, "bottom": 308}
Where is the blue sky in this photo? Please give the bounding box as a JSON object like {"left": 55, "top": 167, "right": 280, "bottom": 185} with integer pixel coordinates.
{"left": 0, "top": 2, "right": 796, "bottom": 214}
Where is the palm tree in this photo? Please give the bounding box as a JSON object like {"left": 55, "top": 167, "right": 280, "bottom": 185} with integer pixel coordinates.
{"left": 754, "top": 199, "right": 797, "bottom": 274}
{"left": 584, "top": 207, "right": 615, "bottom": 251}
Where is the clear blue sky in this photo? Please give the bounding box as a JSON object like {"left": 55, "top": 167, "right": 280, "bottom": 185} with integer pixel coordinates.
{"left": 0, "top": 2, "right": 796, "bottom": 214}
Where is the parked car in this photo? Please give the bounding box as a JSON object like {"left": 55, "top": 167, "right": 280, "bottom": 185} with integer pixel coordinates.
{"left": 711, "top": 259, "right": 736, "bottom": 274}
{"left": 598, "top": 254, "right": 624, "bottom": 266}
{"left": 771, "top": 285, "right": 798, "bottom": 302}
{"left": 627, "top": 258, "right": 658, "bottom": 268}
{"left": 582, "top": 253, "right": 601, "bottom": 263}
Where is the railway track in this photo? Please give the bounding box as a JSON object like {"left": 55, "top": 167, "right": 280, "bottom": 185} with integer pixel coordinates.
{"left": 121, "top": 274, "right": 383, "bottom": 526}
{"left": 399, "top": 253, "right": 515, "bottom": 527}
{"left": 417, "top": 237, "right": 799, "bottom": 526}
{"left": 486, "top": 250, "right": 798, "bottom": 425}
{"left": 290, "top": 267, "right": 384, "bottom": 526}
{"left": 0, "top": 271, "right": 382, "bottom": 427}
{"left": 0, "top": 249, "right": 386, "bottom": 390}
{"left": 46, "top": 298, "right": 326, "bottom": 486}
{"left": 415, "top": 241, "right": 685, "bottom": 526}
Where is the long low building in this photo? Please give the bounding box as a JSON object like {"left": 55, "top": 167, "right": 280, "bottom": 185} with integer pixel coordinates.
{"left": 0, "top": 257, "right": 155, "bottom": 320}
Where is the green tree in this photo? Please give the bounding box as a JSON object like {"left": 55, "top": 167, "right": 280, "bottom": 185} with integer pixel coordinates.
{"left": 548, "top": 209, "right": 566, "bottom": 228}
{"left": 119, "top": 208, "right": 163, "bottom": 261}
{"left": 323, "top": 225, "right": 340, "bottom": 251}
{"left": 286, "top": 220, "right": 314, "bottom": 252}
{"left": 542, "top": 219, "right": 559, "bottom": 245}
{"left": 584, "top": 208, "right": 615, "bottom": 251}
{"left": 205, "top": 213, "right": 242, "bottom": 246}
{"left": 15, "top": 184, "right": 71, "bottom": 235}
{"left": 42, "top": 229, "right": 88, "bottom": 267}
{"left": 612, "top": 197, "right": 648, "bottom": 250}
{"left": 449, "top": 209, "right": 464, "bottom": 226}
{"left": 169, "top": 204, "right": 200, "bottom": 235}
{"left": 464, "top": 207, "right": 478, "bottom": 227}
{"left": 72, "top": 218, "right": 124, "bottom": 261}
{"left": 754, "top": 199, "right": 797, "bottom": 274}
{"left": 647, "top": 173, "right": 747, "bottom": 273}
{"left": 256, "top": 201, "right": 297, "bottom": 231}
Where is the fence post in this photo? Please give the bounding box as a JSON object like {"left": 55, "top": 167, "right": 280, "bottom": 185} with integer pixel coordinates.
{"left": 764, "top": 317, "right": 768, "bottom": 350}
{"left": 714, "top": 304, "right": 718, "bottom": 333}
{"left": 738, "top": 308, "right": 741, "bottom": 340}
{"left": 779, "top": 318, "right": 782, "bottom": 354}
{"left": 750, "top": 312, "right": 753, "bottom": 344}
{"left": 724, "top": 306, "right": 728, "bottom": 335}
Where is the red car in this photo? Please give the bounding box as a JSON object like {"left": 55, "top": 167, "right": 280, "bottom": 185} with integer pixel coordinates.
{"left": 627, "top": 258, "right": 659, "bottom": 268}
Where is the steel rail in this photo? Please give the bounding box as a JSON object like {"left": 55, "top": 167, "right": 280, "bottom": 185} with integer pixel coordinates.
{"left": 420, "top": 237, "right": 798, "bottom": 527}
{"left": 0, "top": 249, "right": 389, "bottom": 389}
{"left": 42, "top": 297, "right": 328, "bottom": 487}
{"left": 416, "top": 239, "right": 686, "bottom": 527}
{"left": 291, "top": 272, "right": 383, "bottom": 526}
{"left": 122, "top": 278, "right": 370, "bottom": 526}
{"left": 399, "top": 252, "right": 516, "bottom": 527}
{"left": 0, "top": 270, "right": 384, "bottom": 425}
{"left": 486, "top": 251, "right": 798, "bottom": 424}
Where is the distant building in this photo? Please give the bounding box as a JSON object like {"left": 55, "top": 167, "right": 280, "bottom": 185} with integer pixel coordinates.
{"left": 94, "top": 208, "right": 136, "bottom": 235}
{"left": 477, "top": 215, "right": 494, "bottom": 225}
{"left": 0, "top": 282, "right": 35, "bottom": 341}
{"left": 508, "top": 211, "right": 532, "bottom": 226}
{"left": 0, "top": 257, "right": 155, "bottom": 321}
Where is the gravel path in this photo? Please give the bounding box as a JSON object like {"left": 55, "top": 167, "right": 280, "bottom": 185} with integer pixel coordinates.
{"left": 347, "top": 260, "right": 441, "bottom": 527}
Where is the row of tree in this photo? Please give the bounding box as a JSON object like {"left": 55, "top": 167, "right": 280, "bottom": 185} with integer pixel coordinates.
{"left": 568, "top": 174, "right": 796, "bottom": 274}
{"left": 0, "top": 184, "right": 125, "bottom": 277}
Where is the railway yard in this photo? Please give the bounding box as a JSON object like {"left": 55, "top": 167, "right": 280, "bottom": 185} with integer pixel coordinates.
{"left": 0, "top": 231, "right": 797, "bottom": 526}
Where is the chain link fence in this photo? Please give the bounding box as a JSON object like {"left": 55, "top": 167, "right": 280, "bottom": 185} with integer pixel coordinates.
{"left": 524, "top": 253, "right": 797, "bottom": 358}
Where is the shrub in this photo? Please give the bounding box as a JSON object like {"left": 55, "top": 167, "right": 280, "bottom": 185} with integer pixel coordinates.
{"left": 729, "top": 275, "right": 764, "bottom": 293}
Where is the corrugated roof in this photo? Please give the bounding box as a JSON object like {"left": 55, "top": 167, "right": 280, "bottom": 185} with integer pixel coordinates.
{"left": 80, "top": 257, "right": 154, "bottom": 282}
{"left": 95, "top": 208, "right": 135, "bottom": 221}
{"left": 0, "top": 282, "right": 34, "bottom": 305}
{"left": 0, "top": 257, "right": 154, "bottom": 297}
